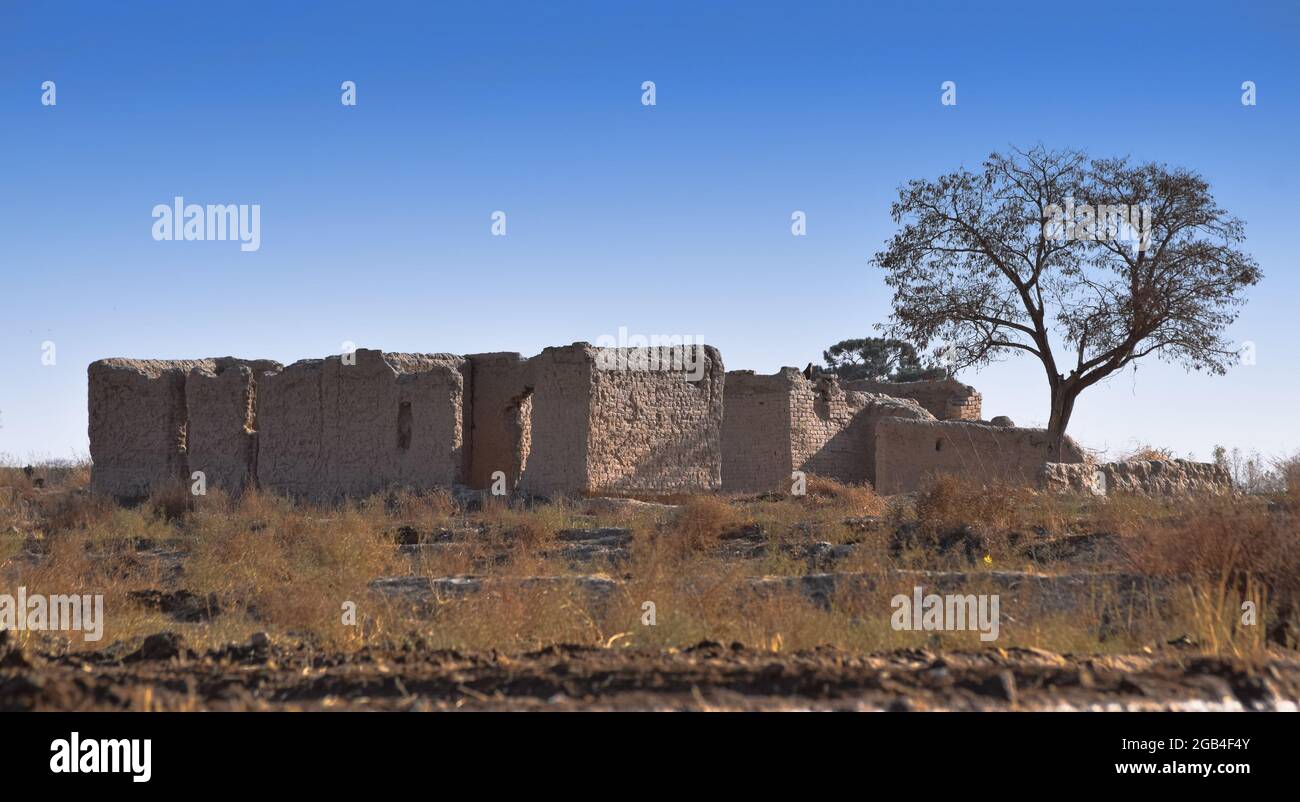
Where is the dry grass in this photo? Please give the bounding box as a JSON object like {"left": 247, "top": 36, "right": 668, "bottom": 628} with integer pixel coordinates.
{"left": 2, "top": 463, "right": 1296, "bottom": 659}
{"left": 1123, "top": 444, "right": 1176, "bottom": 461}
{"left": 1123, "top": 495, "right": 1299, "bottom": 655}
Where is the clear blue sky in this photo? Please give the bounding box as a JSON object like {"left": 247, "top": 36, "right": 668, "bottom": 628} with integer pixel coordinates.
{"left": 2, "top": 0, "right": 1297, "bottom": 463}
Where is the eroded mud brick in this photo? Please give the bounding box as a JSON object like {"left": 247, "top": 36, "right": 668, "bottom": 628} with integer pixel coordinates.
{"left": 185, "top": 358, "right": 282, "bottom": 495}
{"left": 722, "top": 369, "right": 934, "bottom": 493}
{"left": 874, "top": 418, "right": 1085, "bottom": 495}
{"left": 88, "top": 358, "right": 213, "bottom": 499}
{"left": 255, "top": 349, "right": 465, "bottom": 500}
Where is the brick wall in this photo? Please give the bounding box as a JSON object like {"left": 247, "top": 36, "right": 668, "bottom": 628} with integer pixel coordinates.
{"left": 722, "top": 369, "right": 934, "bottom": 492}
{"left": 256, "top": 350, "right": 465, "bottom": 500}
{"left": 585, "top": 344, "right": 723, "bottom": 494}
{"left": 721, "top": 371, "right": 795, "bottom": 492}
{"left": 465, "top": 352, "right": 534, "bottom": 490}
{"left": 185, "top": 358, "right": 282, "bottom": 495}
{"left": 845, "top": 378, "right": 981, "bottom": 420}
{"left": 88, "top": 358, "right": 213, "bottom": 499}
{"left": 874, "top": 418, "right": 1085, "bottom": 495}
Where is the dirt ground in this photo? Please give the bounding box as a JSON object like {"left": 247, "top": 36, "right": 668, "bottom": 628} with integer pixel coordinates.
{"left": 3, "top": 630, "right": 1297, "bottom": 712}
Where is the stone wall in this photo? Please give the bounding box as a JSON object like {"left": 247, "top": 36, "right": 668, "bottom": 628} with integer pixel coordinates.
{"left": 722, "top": 369, "right": 934, "bottom": 492}
{"left": 1038, "top": 462, "right": 1106, "bottom": 496}
{"left": 1101, "top": 459, "right": 1232, "bottom": 496}
{"left": 461, "top": 344, "right": 726, "bottom": 497}
{"left": 1040, "top": 459, "right": 1232, "bottom": 497}
{"left": 845, "top": 377, "right": 981, "bottom": 420}
{"left": 874, "top": 418, "right": 1085, "bottom": 495}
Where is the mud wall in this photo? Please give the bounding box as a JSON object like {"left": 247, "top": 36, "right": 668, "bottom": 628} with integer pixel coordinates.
{"left": 845, "top": 378, "right": 981, "bottom": 421}
{"left": 515, "top": 345, "right": 594, "bottom": 496}
{"left": 875, "top": 418, "right": 1085, "bottom": 495}
{"left": 721, "top": 371, "right": 795, "bottom": 493}
{"left": 1101, "top": 459, "right": 1232, "bottom": 496}
{"left": 585, "top": 344, "right": 724, "bottom": 494}
{"left": 465, "top": 353, "right": 535, "bottom": 491}
{"left": 255, "top": 350, "right": 466, "bottom": 500}
{"left": 185, "top": 358, "right": 282, "bottom": 495}
{"left": 722, "top": 370, "right": 934, "bottom": 492}
{"left": 88, "top": 359, "right": 213, "bottom": 499}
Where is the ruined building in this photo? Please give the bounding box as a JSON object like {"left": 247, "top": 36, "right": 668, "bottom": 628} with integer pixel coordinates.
{"left": 89, "top": 344, "right": 722, "bottom": 501}
{"left": 88, "top": 343, "right": 1222, "bottom": 501}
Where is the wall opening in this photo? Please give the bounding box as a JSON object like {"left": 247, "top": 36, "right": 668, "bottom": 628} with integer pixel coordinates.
{"left": 505, "top": 387, "right": 534, "bottom": 481}
{"left": 397, "top": 402, "right": 412, "bottom": 450}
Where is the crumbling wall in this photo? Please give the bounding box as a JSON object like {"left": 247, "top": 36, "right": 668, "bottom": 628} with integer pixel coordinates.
{"left": 874, "top": 418, "right": 1085, "bottom": 495}
{"left": 1041, "top": 459, "right": 1231, "bottom": 497}
{"left": 465, "top": 353, "right": 535, "bottom": 490}
{"left": 185, "top": 357, "right": 282, "bottom": 495}
{"left": 1039, "top": 462, "right": 1107, "bottom": 496}
{"left": 845, "top": 378, "right": 981, "bottom": 420}
{"left": 792, "top": 377, "right": 933, "bottom": 487}
{"left": 255, "top": 350, "right": 465, "bottom": 500}
{"left": 1101, "top": 459, "right": 1231, "bottom": 496}
{"left": 88, "top": 358, "right": 214, "bottom": 499}
{"left": 516, "top": 345, "right": 593, "bottom": 496}
{"left": 722, "top": 370, "right": 933, "bottom": 492}
{"left": 851, "top": 394, "right": 935, "bottom": 486}
{"left": 586, "top": 344, "right": 724, "bottom": 494}
{"left": 722, "top": 371, "right": 794, "bottom": 493}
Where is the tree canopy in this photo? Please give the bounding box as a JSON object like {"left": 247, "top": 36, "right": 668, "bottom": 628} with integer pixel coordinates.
{"left": 871, "top": 145, "right": 1261, "bottom": 455}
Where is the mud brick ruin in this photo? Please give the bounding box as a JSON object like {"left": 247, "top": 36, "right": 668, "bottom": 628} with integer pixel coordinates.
{"left": 88, "top": 343, "right": 1229, "bottom": 502}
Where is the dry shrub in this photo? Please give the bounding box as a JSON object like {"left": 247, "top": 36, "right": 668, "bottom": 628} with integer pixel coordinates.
{"left": 1089, "top": 493, "right": 1179, "bottom": 537}
{"left": 913, "top": 474, "right": 1028, "bottom": 535}
{"left": 386, "top": 487, "right": 458, "bottom": 521}
{"left": 1123, "top": 444, "right": 1176, "bottom": 461}
{"left": 38, "top": 489, "right": 117, "bottom": 536}
{"left": 668, "top": 496, "right": 743, "bottom": 553}
{"left": 802, "top": 475, "right": 885, "bottom": 515}
{"left": 1125, "top": 496, "right": 1300, "bottom": 653}
{"left": 185, "top": 502, "right": 402, "bottom": 649}
{"left": 479, "top": 502, "right": 561, "bottom": 551}
{"left": 148, "top": 481, "right": 193, "bottom": 523}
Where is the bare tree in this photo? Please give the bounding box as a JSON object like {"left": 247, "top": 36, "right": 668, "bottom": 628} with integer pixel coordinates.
{"left": 872, "top": 145, "right": 1262, "bottom": 458}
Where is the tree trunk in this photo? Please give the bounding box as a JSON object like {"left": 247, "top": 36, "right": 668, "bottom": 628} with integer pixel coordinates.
{"left": 1046, "top": 385, "right": 1077, "bottom": 462}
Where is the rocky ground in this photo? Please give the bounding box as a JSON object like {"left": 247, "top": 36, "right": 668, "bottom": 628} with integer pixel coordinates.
{"left": 3, "top": 629, "right": 1297, "bottom": 712}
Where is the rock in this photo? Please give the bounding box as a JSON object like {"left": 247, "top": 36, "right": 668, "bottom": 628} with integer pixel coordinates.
{"left": 974, "top": 670, "right": 1017, "bottom": 704}
{"left": 0, "top": 629, "right": 31, "bottom": 669}
{"left": 1039, "top": 462, "right": 1107, "bottom": 496}
{"left": 583, "top": 497, "right": 680, "bottom": 515}
{"left": 128, "top": 631, "right": 186, "bottom": 662}
{"left": 1101, "top": 459, "right": 1232, "bottom": 496}
{"left": 369, "top": 574, "right": 622, "bottom": 606}
{"left": 127, "top": 589, "right": 221, "bottom": 622}
{"left": 554, "top": 527, "right": 633, "bottom": 545}
{"left": 989, "top": 416, "right": 1015, "bottom": 427}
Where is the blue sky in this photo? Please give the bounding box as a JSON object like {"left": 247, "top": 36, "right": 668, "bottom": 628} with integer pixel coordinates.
{"left": 2, "top": 0, "right": 1298, "bottom": 463}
